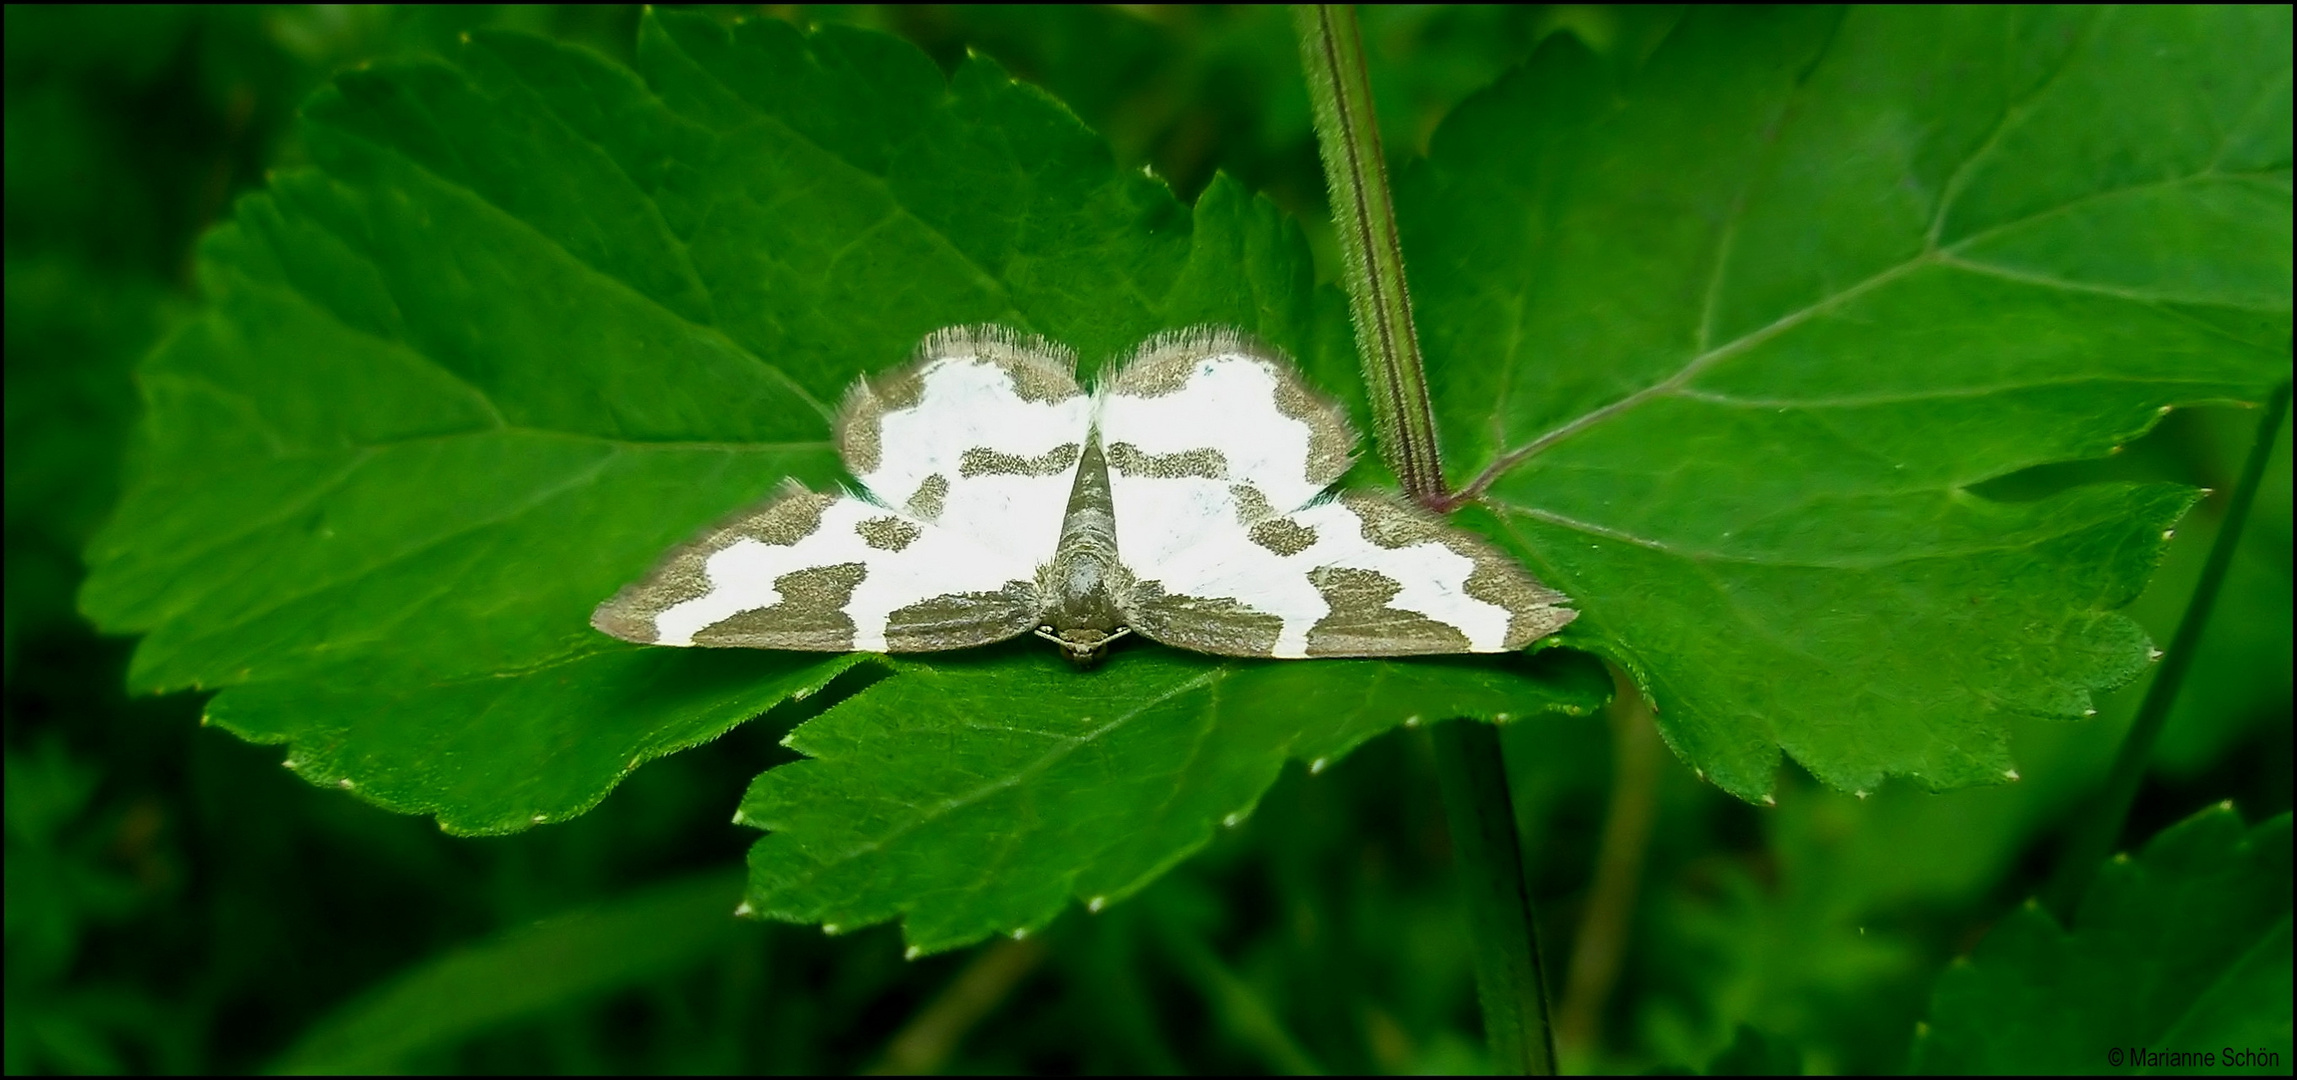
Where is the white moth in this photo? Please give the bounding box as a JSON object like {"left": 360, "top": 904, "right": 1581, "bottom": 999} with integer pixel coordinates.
{"left": 592, "top": 327, "right": 1576, "bottom": 662}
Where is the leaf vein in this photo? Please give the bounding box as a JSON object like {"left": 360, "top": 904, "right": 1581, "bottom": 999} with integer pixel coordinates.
{"left": 158, "top": 451, "right": 622, "bottom": 653}
{"left": 1926, "top": 7, "right": 2108, "bottom": 248}
{"left": 315, "top": 121, "right": 833, "bottom": 421}
{"left": 777, "top": 668, "right": 1233, "bottom": 888}
{"left": 1937, "top": 252, "right": 2294, "bottom": 311}
{"left": 1668, "top": 373, "right": 2252, "bottom": 410}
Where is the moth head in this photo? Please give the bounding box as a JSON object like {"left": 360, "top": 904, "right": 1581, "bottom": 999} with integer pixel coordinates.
{"left": 1034, "top": 624, "right": 1132, "bottom": 667}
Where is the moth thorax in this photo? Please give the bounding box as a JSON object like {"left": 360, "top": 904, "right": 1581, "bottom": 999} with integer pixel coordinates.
{"left": 1039, "top": 546, "right": 1126, "bottom": 648}
{"left": 1061, "top": 552, "right": 1104, "bottom": 599}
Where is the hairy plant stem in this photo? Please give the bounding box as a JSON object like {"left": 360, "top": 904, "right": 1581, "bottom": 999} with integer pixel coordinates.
{"left": 1294, "top": 6, "right": 1556, "bottom": 1072}
{"left": 1292, "top": 3, "right": 1448, "bottom": 507}
{"left": 2043, "top": 381, "right": 2293, "bottom": 922}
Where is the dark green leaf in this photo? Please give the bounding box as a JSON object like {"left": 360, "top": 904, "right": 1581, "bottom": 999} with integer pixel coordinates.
{"left": 1400, "top": 6, "right": 2293, "bottom": 798}
{"left": 740, "top": 647, "right": 1606, "bottom": 954}
{"left": 77, "top": 11, "right": 1354, "bottom": 837}
{"left": 1914, "top": 806, "right": 2292, "bottom": 1073}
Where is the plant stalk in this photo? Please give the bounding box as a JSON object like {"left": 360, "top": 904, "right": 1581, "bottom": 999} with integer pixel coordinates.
{"left": 2043, "top": 380, "right": 2292, "bottom": 922}
{"left": 1293, "top": 3, "right": 1448, "bottom": 506}
{"left": 1556, "top": 664, "right": 1662, "bottom": 1053}
{"left": 867, "top": 938, "right": 1046, "bottom": 1075}
{"left": 1431, "top": 721, "right": 1562, "bottom": 1074}
{"left": 1295, "top": 6, "right": 1557, "bottom": 1072}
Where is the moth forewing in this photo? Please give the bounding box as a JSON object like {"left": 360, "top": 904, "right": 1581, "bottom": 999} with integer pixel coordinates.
{"left": 1095, "top": 329, "right": 1360, "bottom": 568}
{"left": 838, "top": 326, "right": 1093, "bottom": 560}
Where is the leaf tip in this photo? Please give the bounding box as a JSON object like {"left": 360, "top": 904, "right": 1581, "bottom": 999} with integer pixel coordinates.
{"left": 1010, "top": 927, "right": 1030, "bottom": 941}
{"left": 2003, "top": 769, "right": 2020, "bottom": 781}
{"left": 282, "top": 757, "right": 299, "bottom": 769}
{"left": 2085, "top": 708, "right": 2099, "bottom": 717}
{"left": 2162, "top": 528, "right": 2176, "bottom": 541}
{"left": 822, "top": 923, "right": 841, "bottom": 936}
{"left": 1853, "top": 789, "right": 1869, "bottom": 799}
{"left": 734, "top": 900, "right": 753, "bottom": 917}
{"left": 1222, "top": 811, "right": 1247, "bottom": 827}
{"left": 1403, "top": 714, "right": 1423, "bottom": 728}
{"left": 530, "top": 813, "right": 548, "bottom": 825}
{"left": 2147, "top": 646, "right": 2165, "bottom": 662}
{"left": 336, "top": 778, "right": 354, "bottom": 790}
{"left": 1087, "top": 896, "right": 1107, "bottom": 913}
{"left": 1308, "top": 757, "right": 1330, "bottom": 775}
{"left": 904, "top": 945, "right": 923, "bottom": 960}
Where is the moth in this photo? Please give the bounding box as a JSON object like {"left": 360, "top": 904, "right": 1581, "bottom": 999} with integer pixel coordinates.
{"left": 593, "top": 327, "right": 1575, "bottom": 663}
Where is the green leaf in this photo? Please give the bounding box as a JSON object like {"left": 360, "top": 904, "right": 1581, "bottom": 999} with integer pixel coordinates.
{"left": 272, "top": 870, "right": 749, "bottom": 1073}
{"left": 1400, "top": 6, "right": 2293, "bottom": 798}
{"left": 739, "top": 647, "right": 1607, "bottom": 954}
{"left": 1913, "top": 806, "right": 2292, "bottom": 1073}
{"left": 78, "top": 12, "right": 1350, "bottom": 836}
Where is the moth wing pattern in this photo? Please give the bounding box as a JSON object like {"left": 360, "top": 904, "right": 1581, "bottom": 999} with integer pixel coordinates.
{"left": 591, "top": 482, "right": 1043, "bottom": 652}
{"left": 1120, "top": 489, "right": 1576, "bottom": 658}
{"left": 595, "top": 323, "right": 1579, "bottom": 660}
{"left": 840, "top": 326, "right": 1095, "bottom": 567}
{"left": 1094, "top": 328, "right": 1358, "bottom": 575}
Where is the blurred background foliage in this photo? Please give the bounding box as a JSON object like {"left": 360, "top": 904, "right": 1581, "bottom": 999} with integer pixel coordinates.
{"left": 4, "top": 5, "right": 2287, "bottom": 1073}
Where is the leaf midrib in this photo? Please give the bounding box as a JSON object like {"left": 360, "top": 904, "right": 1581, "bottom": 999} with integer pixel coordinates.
{"left": 771, "top": 665, "right": 1232, "bottom": 893}
{"left": 312, "top": 121, "right": 836, "bottom": 425}
{"left": 106, "top": 414, "right": 826, "bottom": 632}
{"left": 1497, "top": 493, "right": 2163, "bottom": 571}
{"left": 134, "top": 451, "right": 627, "bottom": 689}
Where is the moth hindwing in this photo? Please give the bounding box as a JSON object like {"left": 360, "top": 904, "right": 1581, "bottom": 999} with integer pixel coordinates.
{"left": 592, "top": 326, "right": 1576, "bottom": 659}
